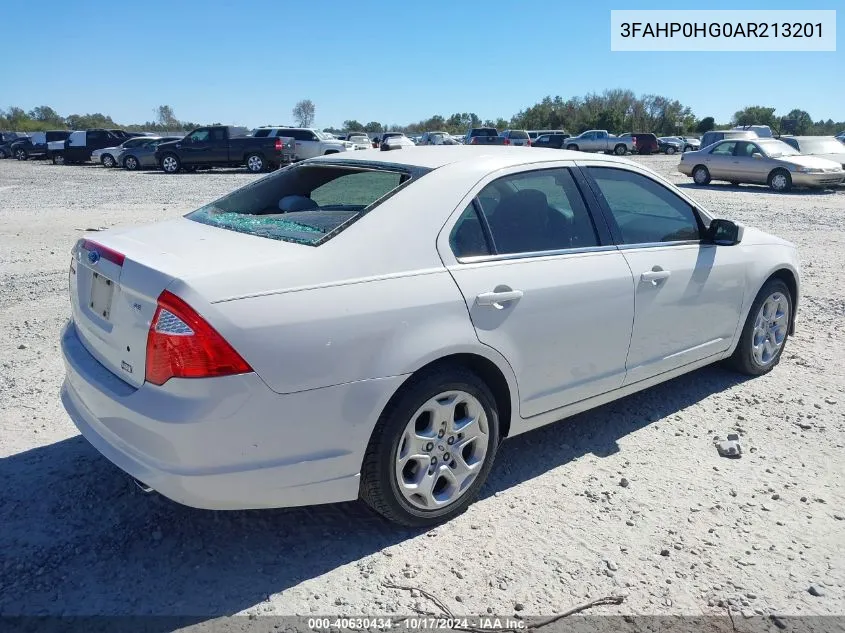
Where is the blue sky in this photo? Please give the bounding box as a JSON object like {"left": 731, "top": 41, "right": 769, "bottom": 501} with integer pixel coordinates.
{"left": 1, "top": 0, "right": 842, "bottom": 129}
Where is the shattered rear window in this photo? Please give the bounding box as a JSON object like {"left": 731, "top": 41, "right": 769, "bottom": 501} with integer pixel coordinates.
{"left": 187, "top": 163, "right": 420, "bottom": 245}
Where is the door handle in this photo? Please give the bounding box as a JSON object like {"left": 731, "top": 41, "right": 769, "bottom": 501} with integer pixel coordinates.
{"left": 477, "top": 289, "right": 523, "bottom": 307}
{"left": 640, "top": 270, "right": 671, "bottom": 285}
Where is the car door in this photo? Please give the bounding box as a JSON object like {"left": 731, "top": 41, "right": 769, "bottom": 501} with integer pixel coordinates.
{"left": 293, "top": 130, "right": 319, "bottom": 159}
{"left": 702, "top": 141, "right": 737, "bottom": 180}
{"left": 581, "top": 163, "right": 747, "bottom": 384}
{"left": 731, "top": 140, "right": 767, "bottom": 184}
{"left": 182, "top": 128, "right": 212, "bottom": 162}
{"left": 438, "top": 165, "right": 635, "bottom": 419}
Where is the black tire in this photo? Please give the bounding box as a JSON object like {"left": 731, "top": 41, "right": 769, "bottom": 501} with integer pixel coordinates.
{"left": 123, "top": 155, "right": 140, "bottom": 171}
{"left": 725, "top": 278, "right": 792, "bottom": 376}
{"left": 684, "top": 145, "right": 693, "bottom": 152}
{"left": 768, "top": 169, "right": 792, "bottom": 192}
{"left": 51, "top": 153, "right": 64, "bottom": 165}
{"left": 101, "top": 154, "right": 115, "bottom": 168}
{"left": 160, "top": 153, "right": 181, "bottom": 174}
{"left": 15, "top": 148, "right": 28, "bottom": 161}
{"left": 566, "top": 144, "right": 578, "bottom": 151}
{"left": 245, "top": 153, "right": 266, "bottom": 173}
{"left": 692, "top": 165, "right": 711, "bottom": 185}
{"left": 0, "top": 149, "right": 6, "bottom": 159}
{"left": 613, "top": 144, "right": 627, "bottom": 155}
{"left": 665, "top": 146, "right": 676, "bottom": 155}
{"left": 360, "top": 366, "right": 501, "bottom": 527}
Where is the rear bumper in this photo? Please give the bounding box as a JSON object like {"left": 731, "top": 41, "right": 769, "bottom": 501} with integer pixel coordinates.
{"left": 60, "top": 320, "right": 405, "bottom": 510}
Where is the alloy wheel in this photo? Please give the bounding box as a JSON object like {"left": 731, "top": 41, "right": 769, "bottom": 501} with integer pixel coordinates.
{"left": 751, "top": 292, "right": 789, "bottom": 366}
{"left": 395, "top": 391, "right": 489, "bottom": 511}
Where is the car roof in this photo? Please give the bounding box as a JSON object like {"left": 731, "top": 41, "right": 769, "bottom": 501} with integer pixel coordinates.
{"left": 781, "top": 135, "right": 836, "bottom": 140}
{"left": 307, "top": 145, "right": 632, "bottom": 170}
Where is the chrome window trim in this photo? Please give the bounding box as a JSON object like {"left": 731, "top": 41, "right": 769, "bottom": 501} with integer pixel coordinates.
{"left": 455, "top": 244, "right": 619, "bottom": 265}
{"left": 615, "top": 240, "right": 703, "bottom": 251}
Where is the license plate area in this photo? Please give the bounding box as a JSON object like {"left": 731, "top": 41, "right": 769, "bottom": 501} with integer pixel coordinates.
{"left": 89, "top": 271, "right": 115, "bottom": 321}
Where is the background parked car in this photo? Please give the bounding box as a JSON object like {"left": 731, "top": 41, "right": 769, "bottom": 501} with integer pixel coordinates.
{"left": 346, "top": 133, "right": 372, "bottom": 150}
{"left": 657, "top": 137, "right": 684, "bottom": 155}
{"left": 625, "top": 133, "right": 658, "bottom": 155}
{"left": 527, "top": 129, "right": 566, "bottom": 140}
{"left": 780, "top": 136, "right": 845, "bottom": 170}
{"left": 499, "top": 130, "right": 532, "bottom": 146}
{"left": 564, "top": 130, "right": 633, "bottom": 154}
{"left": 700, "top": 129, "right": 758, "bottom": 150}
{"left": 679, "top": 138, "right": 845, "bottom": 191}
{"left": 92, "top": 135, "right": 158, "bottom": 167}
{"left": 531, "top": 133, "right": 571, "bottom": 149}
{"left": 155, "top": 125, "right": 292, "bottom": 173}
{"left": 837, "top": 132, "right": 845, "bottom": 143}
{"left": 0, "top": 132, "right": 29, "bottom": 158}
{"left": 11, "top": 130, "right": 70, "bottom": 160}
{"left": 465, "top": 128, "right": 506, "bottom": 145}
{"left": 681, "top": 136, "right": 701, "bottom": 151}
{"left": 419, "top": 131, "right": 450, "bottom": 145}
{"left": 50, "top": 129, "right": 128, "bottom": 164}
{"left": 116, "top": 136, "right": 180, "bottom": 170}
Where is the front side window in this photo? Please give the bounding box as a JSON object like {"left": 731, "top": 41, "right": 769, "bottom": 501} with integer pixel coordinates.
{"left": 189, "top": 129, "right": 210, "bottom": 143}
{"left": 710, "top": 141, "right": 736, "bottom": 156}
{"left": 586, "top": 167, "right": 700, "bottom": 244}
{"left": 457, "top": 168, "right": 599, "bottom": 256}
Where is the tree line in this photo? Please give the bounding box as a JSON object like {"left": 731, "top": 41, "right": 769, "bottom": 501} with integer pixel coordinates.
{"left": 3, "top": 93, "right": 843, "bottom": 137}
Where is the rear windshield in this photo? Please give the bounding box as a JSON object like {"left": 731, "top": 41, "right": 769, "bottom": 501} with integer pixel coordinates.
{"left": 472, "top": 129, "right": 498, "bottom": 137}
{"left": 187, "top": 163, "right": 420, "bottom": 245}
{"left": 508, "top": 130, "right": 529, "bottom": 139}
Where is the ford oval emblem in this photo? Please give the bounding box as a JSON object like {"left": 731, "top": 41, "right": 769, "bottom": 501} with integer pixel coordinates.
{"left": 87, "top": 250, "right": 100, "bottom": 265}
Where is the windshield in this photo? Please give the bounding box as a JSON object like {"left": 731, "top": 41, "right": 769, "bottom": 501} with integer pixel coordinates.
{"left": 315, "top": 131, "right": 334, "bottom": 140}
{"left": 187, "top": 164, "right": 420, "bottom": 245}
{"left": 796, "top": 138, "right": 845, "bottom": 154}
{"left": 758, "top": 140, "right": 801, "bottom": 158}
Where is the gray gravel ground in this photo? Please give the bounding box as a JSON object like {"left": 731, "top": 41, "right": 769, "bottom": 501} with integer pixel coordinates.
{"left": 0, "top": 155, "right": 843, "bottom": 621}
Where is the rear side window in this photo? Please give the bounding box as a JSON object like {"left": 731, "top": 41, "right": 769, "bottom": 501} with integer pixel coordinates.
{"left": 451, "top": 168, "right": 599, "bottom": 257}
{"left": 187, "top": 164, "right": 421, "bottom": 245}
{"left": 252, "top": 129, "right": 271, "bottom": 137}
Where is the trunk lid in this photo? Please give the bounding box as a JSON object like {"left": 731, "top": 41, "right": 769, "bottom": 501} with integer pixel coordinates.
{"left": 68, "top": 218, "right": 312, "bottom": 387}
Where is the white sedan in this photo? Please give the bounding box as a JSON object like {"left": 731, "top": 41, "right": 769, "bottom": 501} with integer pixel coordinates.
{"left": 61, "top": 146, "right": 800, "bottom": 526}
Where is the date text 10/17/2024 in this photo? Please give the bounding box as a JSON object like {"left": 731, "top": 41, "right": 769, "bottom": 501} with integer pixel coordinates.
{"left": 308, "top": 617, "right": 527, "bottom": 630}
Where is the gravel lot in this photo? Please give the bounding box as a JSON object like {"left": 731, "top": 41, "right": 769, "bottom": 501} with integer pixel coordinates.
{"left": 1, "top": 155, "right": 843, "bottom": 622}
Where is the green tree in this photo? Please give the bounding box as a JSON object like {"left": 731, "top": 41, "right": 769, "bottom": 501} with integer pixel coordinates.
{"left": 343, "top": 119, "right": 364, "bottom": 131}
{"left": 732, "top": 106, "right": 777, "bottom": 128}
{"left": 363, "top": 121, "right": 383, "bottom": 133}
{"left": 785, "top": 109, "right": 813, "bottom": 134}
{"left": 696, "top": 117, "right": 715, "bottom": 134}
{"left": 292, "top": 99, "right": 316, "bottom": 127}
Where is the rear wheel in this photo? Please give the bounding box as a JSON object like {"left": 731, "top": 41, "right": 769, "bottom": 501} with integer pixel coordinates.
{"left": 245, "top": 153, "right": 265, "bottom": 173}
{"left": 613, "top": 144, "right": 627, "bottom": 155}
{"left": 160, "top": 153, "right": 181, "bottom": 174}
{"left": 725, "top": 279, "right": 792, "bottom": 376}
{"left": 360, "top": 367, "right": 500, "bottom": 527}
{"left": 15, "top": 148, "right": 28, "bottom": 161}
{"left": 123, "top": 155, "right": 140, "bottom": 170}
{"left": 692, "top": 165, "right": 711, "bottom": 185}
{"left": 768, "top": 169, "right": 792, "bottom": 192}
{"left": 665, "top": 146, "right": 676, "bottom": 155}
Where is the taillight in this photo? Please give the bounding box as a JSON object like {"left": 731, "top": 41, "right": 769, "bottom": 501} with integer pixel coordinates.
{"left": 503, "top": 138, "right": 510, "bottom": 145}
{"left": 470, "top": 137, "right": 478, "bottom": 144}
{"left": 81, "top": 239, "right": 125, "bottom": 267}
{"left": 526, "top": 139, "right": 531, "bottom": 146}
{"left": 145, "top": 290, "right": 252, "bottom": 386}
{"left": 275, "top": 138, "right": 282, "bottom": 151}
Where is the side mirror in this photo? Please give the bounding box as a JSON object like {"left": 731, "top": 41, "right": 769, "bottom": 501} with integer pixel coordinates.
{"left": 751, "top": 152, "right": 763, "bottom": 159}
{"left": 707, "top": 219, "right": 744, "bottom": 246}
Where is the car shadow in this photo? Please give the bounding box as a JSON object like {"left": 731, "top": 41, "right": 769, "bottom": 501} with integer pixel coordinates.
{"left": 0, "top": 366, "right": 747, "bottom": 621}
{"left": 675, "top": 182, "right": 840, "bottom": 195}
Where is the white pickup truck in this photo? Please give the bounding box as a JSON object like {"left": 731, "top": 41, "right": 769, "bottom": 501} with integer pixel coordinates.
{"left": 251, "top": 127, "right": 352, "bottom": 160}
{"left": 564, "top": 130, "right": 634, "bottom": 155}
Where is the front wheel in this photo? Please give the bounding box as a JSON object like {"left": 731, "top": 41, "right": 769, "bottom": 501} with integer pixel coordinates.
{"left": 768, "top": 169, "right": 792, "bottom": 192}
{"left": 160, "top": 153, "right": 181, "bottom": 174}
{"left": 692, "top": 165, "right": 711, "bottom": 185}
{"left": 101, "top": 154, "right": 115, "bottom": 168}
{"left": 52, "top": 153, "right": 64, "bottom": 165}
{"left": 725, "top": 279, "right": 792, "bottom": 376}
{"left": 245, "top": 153, "right": 265, "bottom": 173}
{"left": 360, "top": 368, "right": 500, "bottom": 527}
{"left": 566, "top": 144, "right": 578, "bottom": 151}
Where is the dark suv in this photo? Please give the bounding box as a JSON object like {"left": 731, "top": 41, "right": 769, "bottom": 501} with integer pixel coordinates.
{"left": 11, "top": 130, "right": 71, "bottom": 160}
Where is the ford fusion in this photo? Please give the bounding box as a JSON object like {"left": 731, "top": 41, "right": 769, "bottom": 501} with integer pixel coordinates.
{"left": 61, "top": 146, "right": 800, "bottom": 526}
